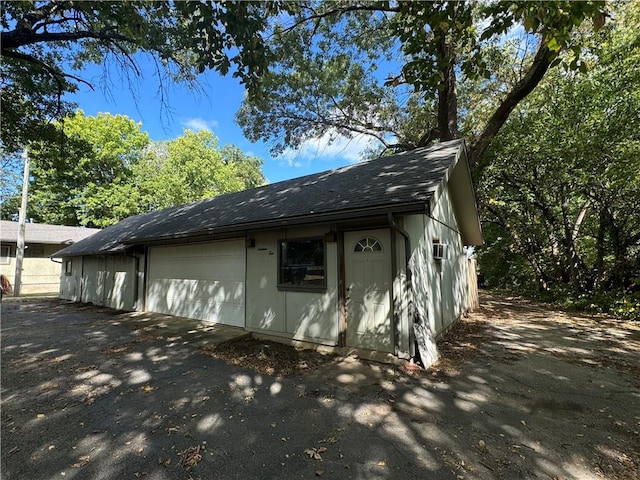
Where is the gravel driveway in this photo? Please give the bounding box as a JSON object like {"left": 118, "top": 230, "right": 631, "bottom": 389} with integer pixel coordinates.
{"left": 1, "top": 293, "right": 638, "bottom": 479}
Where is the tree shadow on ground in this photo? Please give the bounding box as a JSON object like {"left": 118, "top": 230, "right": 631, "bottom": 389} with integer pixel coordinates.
{"left": 1, "top": 294, "right": 638, "bottom": 479}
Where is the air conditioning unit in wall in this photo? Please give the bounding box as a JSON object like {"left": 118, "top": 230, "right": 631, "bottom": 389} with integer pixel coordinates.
{"left": 433, "top": 243, "right": 446, "bottom": 261}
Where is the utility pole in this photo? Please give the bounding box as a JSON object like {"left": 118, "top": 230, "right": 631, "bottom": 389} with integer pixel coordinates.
{"left": 14, "top": 149, "right": 30, "bottom": 297}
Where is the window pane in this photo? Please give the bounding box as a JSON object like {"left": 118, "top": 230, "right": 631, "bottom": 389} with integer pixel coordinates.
{"left": 279, "top": 238, "right": 325, "bottom": 287}
{"left": 25, "top": 245, "right": 44, "bottom": 257}
{"left": 0, "top": 245, "right": 9, "bottom": 264}
{"left": 354, "top": 237, "right": 382, "bottom": 252}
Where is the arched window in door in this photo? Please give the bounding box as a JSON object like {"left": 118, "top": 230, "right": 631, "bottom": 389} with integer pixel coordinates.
{"left": 354, "top": 237, "right": 383, "bottom": 252}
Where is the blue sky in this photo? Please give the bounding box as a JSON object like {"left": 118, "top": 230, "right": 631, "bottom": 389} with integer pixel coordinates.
{"left": 65, "top": 57, "right": 374, "bottom": 184}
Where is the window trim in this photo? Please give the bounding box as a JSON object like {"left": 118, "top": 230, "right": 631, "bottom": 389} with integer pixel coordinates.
{"left": 0, "top": 245, "right": 10, "bottom": 265}
{"left": 64, "top": 259, "right": 73, "bottom": 276}
{"left": 277, "top": 236, "right": 327, "bottom": 292}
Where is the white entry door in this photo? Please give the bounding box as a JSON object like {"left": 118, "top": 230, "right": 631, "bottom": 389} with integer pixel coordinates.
{"left": 344, "top": 229, "right": 393, "bottom": 352}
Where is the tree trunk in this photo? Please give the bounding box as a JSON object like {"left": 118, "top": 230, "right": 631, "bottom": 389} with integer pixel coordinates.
{"left": 435, "top": 32, "right": 458, "bottom": 142}
{"left": 593, "top": 206, "right": 607, "bottom": 291}
{"left": 437, "top": 52, "right": 458, "bottom": 141}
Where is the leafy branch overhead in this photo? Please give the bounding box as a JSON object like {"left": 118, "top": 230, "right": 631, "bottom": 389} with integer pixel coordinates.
{"left": 237, "top": 1, "right": 607, "bottom": 165}
{"left": 1, "top": 1, "right": 294, "bottom": 155}
{"left": 2, "top": 1, "right": 606, "bottom": 164}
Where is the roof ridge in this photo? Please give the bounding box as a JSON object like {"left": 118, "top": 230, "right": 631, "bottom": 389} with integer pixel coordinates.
{"left": 53, "top": 139, "right": 468, "bottom": 257}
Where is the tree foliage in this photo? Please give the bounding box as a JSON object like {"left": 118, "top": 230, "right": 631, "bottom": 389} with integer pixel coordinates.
{"left": 1, "top": 1, "right": 293, "bottom": 155}
{"left": 132, "top": 130, "right": 265, "bottom": 213}
{"left": 28, "top": 111, "right": 150, "bottom": 226}
{"left": 476, "top": 1, "right": 640, "bottom": 315}
{"left": 237, "top": 0, "right": 606, "bottom": 165}
{"left": 237, "top": 9, "right": 418, "bottom": 157}
{"left": 20, "top": 112, "right": 265, "bottom": 227}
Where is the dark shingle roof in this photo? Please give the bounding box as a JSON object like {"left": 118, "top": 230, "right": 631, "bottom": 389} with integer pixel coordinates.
{"left": 54, "top": 140, "right": 467, "bottom": 257}
{"left": 0, "top": 221, "right": 100, "bottom": 245}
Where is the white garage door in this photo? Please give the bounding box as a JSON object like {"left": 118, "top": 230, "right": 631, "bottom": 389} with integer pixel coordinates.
{"left": 81, "top": 256, "right": 105, "bottom": 306}
{"left": 146, "top": 240, "right": 246, "bottom": 327}
{"left": 80, "top": 255, "right": 136, "bottom": 310}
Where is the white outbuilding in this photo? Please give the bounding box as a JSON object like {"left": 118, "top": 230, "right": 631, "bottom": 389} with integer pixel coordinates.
{"left": 55, "top": 139, "right": 482, "bottom": 365}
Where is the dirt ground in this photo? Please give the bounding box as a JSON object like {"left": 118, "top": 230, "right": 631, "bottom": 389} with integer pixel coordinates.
{"left": 202, "top": 293, "right": 640, "bottom": 479}
{"left": 1, "top": 291, "right": 639, "bottom": 479}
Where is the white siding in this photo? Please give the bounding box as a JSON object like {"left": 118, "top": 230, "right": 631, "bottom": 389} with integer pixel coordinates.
{"left": 81, "top": 256, "right": 104, "bottom": 305}
{"left": 59, "top": 256, "right": 82, "bottom": 301}
{"left": 393, "top": 228, "right": 411, "bottom": 357}
{"left": 406, "top": 187, "right": 472, "bottom": 337}
{"left": 3, "top": 243, "right": 65, "bottom": 294}
{"left": 146, "top": 240, "right": 245, "bottom": 327}
{"left": 245, "top": 226, "right": 339, "bottom": 345}
{"left": 405, "top": 187, "right": 472, "bottom": 365}
{"left": 103, "top": 255, "right": 135, "bottom": 310}
{"left": 73, "top": 255, "right": 136, "bottom": 310}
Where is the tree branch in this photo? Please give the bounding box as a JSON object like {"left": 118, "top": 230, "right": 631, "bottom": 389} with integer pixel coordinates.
{"left": 2, "top": 28, "right": 134, "bottom": 50}
{"left": 416, "top": 127, "right": 440, "bottom": 147}
{"left": 1, "top": 48, "right": 94, "bottom": 91}
{"left": 32, "top": 16, "right": 86, "bottom": 32}
{"left": 284, "top": 3, "right": 400, "bottom": 34}
{"left": 280, "top": 110, "right": 393, "bottom": 148}
{"left": 469, "top": 43, "right": 552, "bottom": 167}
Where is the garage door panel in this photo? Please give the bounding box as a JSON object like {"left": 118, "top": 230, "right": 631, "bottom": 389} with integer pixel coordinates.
{"left": 82, "top": 257, "right": 103, "bottom": 305}
{"left": 147, "top": 240, "right": 245, "bottom": 327}
{"left": 204, "top": 283, "right": 245, "bottom": 306}
{"left": 154, "top": 258, "right": 202, "bottom": 278}
{"left": 212, "top": 258, "right": 244, "bottom": 279}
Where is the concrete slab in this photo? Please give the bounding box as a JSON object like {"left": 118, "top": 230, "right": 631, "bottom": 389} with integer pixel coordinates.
{"left": 119, "top": 310, "right": 249, "bottom": 348}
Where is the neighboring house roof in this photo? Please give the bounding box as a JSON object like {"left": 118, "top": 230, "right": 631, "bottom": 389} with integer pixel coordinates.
{"left": 0, "top": 221, "right": 100, "bottom": 246}
{"left": 54, "top": 139, "right": 483, "bottom": 257}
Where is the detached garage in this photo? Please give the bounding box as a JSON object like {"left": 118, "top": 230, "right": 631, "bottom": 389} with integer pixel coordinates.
{"left": 55, "top": 140, "right": 482, "bottom": 365}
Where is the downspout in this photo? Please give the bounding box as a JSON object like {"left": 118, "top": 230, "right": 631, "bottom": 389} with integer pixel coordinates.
{"left": 80, "top": 256, "right": 85, "bottom": 302}
{"left": 388, "top": 213, "right": 415, "bottom": 358}
{"left": 389, "top": 220, "right": 399, "bottom": 353}
{"left": 142, "top": 246, "right": 149, "bottom": 311}
{"left": 103, "top": 255, "right": 108, "bottom": 306}
{"left": 125, "top": 250, "right": 140, "bottom": 311}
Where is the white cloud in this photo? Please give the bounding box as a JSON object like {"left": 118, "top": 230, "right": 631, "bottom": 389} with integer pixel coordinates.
{"left": 181, "top": 117, "right": 219, "bottom": 132}
{"left": 278, "top": 131, "right": 376, "bottom": 167}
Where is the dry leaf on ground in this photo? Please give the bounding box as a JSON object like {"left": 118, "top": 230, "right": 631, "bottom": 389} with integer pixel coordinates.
{"left": 178, "top": 445, "right": 203, "bottom": 470}
{"left": 304, "top": 446, "right": 327, "bottom": 460}
{"left": 71, "top": 455, "right": 90, "bottom": 468}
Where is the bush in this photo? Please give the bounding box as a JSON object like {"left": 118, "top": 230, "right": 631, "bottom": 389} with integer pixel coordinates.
{"left": 562, "top": 291, "right": 640, "bottom": 321}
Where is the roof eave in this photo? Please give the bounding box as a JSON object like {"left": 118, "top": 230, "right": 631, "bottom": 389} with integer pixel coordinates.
{"left": 448, "top": 144, "right": 484, "bottom": 246}
{"left": 52, "top": 243, "right": 130, "bottom": 258}
{"left": 121, "top": 202, "right": 429, "bottom": 246}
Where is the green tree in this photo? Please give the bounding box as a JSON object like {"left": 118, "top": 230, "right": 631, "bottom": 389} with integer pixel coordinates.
{"left": 237, "top": 1, "right": 606, "bottom": 165}
{"left": 0, "top": 193, "right": 21, "bottom": 221}
{"left": 134, "top": 130, "right": 265, "bottom": 212}
{"left": 28, "top": 114, "right": 266, "bottom": 227}
{"left": 476, "top": 1, "right": 640, "bottom": 304}
{"left": 0, "top": 151, "right": 23, "bottom": 220}
{"left": 1, "top": 1, "right": 294, "bottom": 156}
{"left": 28, "top": 111, "right": 149, "bottom": 226}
